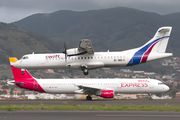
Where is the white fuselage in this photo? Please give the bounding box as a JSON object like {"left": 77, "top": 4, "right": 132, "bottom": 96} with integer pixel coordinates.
{"left": 12, "top": 26, "right": 173, "bottom": 74}
{"left": 39, "top": 79, "right": 169, "bottom": 94}
{"left": 13, "top": 50, "right": 172, "bottom": 70}
{"left": 9, "top": 78, "right": 169, "bottom": 94}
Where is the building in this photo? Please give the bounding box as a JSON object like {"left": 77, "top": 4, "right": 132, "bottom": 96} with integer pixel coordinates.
{"left": 176, "top": 92, "right": 180, "bottom": 99}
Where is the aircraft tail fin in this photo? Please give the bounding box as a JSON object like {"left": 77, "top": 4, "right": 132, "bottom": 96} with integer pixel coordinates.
{"left": 127, "top": 27, "right": 172, "bottom": 66}
{"left": 9, "top": 57, "right": 34, "bottom": 80}
{"left": 140, "top": 26, "right": 172, "bottom": 53}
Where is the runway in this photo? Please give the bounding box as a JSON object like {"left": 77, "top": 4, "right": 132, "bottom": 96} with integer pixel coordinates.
{"left": 0, "top": 99, "right": 180, "bottom": 105}
{"left": 0, "top": 111, "right": 180, "bottom": 120}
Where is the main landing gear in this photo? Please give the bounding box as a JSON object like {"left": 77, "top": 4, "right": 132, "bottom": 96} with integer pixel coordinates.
{"left": 83, "top": 69, "right": 88, "bottom": 75}
{"left": 148, "top": 93, "right": 153, "bottom": 100}
{"left": 81, "top": 65, "right": 89, "bottom": 75}
{"left": 86, "top": 95, "right": 92, "bottom": 100}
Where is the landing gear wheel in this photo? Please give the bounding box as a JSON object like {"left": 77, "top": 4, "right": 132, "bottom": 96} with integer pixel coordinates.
{"left": 149, "top": 97, "right": 153, "bottom": 100}
{"left": 148, "top": 93, "right": 153, "bottom": 100}
{"left": 81, "top": 65, "right": 88, "bottom": 75}
{"left": 86, "top": 95, "right": 92, "bottom": 100}
{"left": 83, "top": 69, "right": 89, "bottom": 75}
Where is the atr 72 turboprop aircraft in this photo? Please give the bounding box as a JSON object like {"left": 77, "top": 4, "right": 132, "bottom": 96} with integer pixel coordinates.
{"left": 12, "top": 27, "right": 172, "bottom": 75}
{"left": 8, "top": 58, "right": 169, "bottom": 100}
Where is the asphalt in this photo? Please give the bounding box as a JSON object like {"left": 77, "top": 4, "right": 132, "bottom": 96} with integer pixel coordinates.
{"left": 0, "top": 99, "right": 180, "bottom": 105}
{"left": 0, "top": 111, "right": 180, "bottom": 120}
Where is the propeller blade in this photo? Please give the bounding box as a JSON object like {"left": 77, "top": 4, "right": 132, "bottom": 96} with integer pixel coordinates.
{"left": 64, "top": 42, "right": 67, "bottom": 63}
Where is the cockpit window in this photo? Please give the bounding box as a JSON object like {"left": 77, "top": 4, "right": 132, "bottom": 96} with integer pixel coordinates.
{"left": 21, "top": 56, "right": 28, "bottom": 60}
{"left": 158, "top": 83, "right": 163, "bottom": 85}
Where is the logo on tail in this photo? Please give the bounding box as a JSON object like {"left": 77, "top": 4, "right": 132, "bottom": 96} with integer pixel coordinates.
{"left": 9, "top": 57, "right": 45, "bottom": 93}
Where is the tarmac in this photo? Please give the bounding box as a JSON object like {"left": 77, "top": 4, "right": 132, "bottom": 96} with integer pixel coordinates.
{"left": 0, "top": 99, "right": 180, "bottom": 120}
{"left": 0, "top": 99, "right": 180, "bottom": 105}
{"left": 0, "top": 110, "right": 180, "bottom": 120}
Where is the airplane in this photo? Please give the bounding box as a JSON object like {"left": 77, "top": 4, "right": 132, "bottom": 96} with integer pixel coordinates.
{"left": 8, "top": 58, "right": 169, "bottom": 100}
{"left": 12, "top": 26, "right": 172, "bottom": 75}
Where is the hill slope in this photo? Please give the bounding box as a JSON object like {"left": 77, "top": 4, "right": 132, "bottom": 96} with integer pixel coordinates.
{"left": 0, "top": 23, "right": 60, "bottom": 63}
{"left": 13, "top": 7, "right": 178, "bottom": 56}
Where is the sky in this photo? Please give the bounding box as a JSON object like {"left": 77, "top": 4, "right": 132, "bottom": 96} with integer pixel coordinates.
{"left": 1, "top": 0, "right": 180, "bottom": 23}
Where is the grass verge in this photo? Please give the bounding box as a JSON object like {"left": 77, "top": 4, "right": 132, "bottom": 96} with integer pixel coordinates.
{"left": 0, "top": 104, "right": 180, "bottom": 111}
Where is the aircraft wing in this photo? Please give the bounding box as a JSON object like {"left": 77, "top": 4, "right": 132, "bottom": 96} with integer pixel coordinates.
{"left": 78, "top": 39, "right": 94, "bottom": 54}
{"left": 75, "top": 85, "right": 112, "bottom": 95}
{"left": 76, "top": 85, "right": 100, "bottom": 95}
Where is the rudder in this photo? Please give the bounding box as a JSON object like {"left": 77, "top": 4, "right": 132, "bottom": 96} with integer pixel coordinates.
{"left": 141, "top": 26, "right": 172, "bottom": 53}
{"left": 9, "top": 57, "right": 34, "bottom": 80}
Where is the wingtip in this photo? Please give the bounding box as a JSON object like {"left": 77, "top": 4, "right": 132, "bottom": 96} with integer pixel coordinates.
{"left": 9, "top": 57, "right": 18, "bottom": 63}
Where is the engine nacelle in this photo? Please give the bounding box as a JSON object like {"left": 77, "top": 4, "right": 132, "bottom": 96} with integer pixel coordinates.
{"left": 100, "top": 90, "right": 114, "bottom": 98}
{"left": 66, "top": 48, "right": 81, "bottom": 56}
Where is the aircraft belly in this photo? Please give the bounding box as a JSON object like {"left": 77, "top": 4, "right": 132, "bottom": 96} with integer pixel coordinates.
{"left": 104, "top": 62, "right": 128, "bottom": 67}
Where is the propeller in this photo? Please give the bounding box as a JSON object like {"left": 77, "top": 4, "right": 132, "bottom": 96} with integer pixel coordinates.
{"left": 62, "top": 42, "right": 67, "bottom": 62}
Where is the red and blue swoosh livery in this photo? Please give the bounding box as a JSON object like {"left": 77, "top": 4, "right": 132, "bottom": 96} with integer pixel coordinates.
{"left": 127, "top": 36, "right": 170, "bottom": 66}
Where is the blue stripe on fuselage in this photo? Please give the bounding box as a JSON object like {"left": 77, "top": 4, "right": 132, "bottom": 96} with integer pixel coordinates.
{"left": 126, "top": 36, "right": 169, "bottom": 66}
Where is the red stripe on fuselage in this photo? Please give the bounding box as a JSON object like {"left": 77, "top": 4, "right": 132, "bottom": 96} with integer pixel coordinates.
{"left": 141, "top": 40, "right": 161, "bottom": 63}
{"left": 11, "top": 65, "right": 45, "bottom": 93}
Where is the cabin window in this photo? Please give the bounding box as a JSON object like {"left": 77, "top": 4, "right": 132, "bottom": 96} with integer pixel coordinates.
{"left": 84, "top": 57, "right": 86, "bottom": 59}
{"left": 91, "top": 57, "right": 93, "bottom": 59}
{"left": 22, "top": 56, "right": 28, "bottom": 59}
{"left": 158, "top": 83, "right": 163, "bottom": 85}
{"left": 81, "top": 57, "right": 83, "bottom": 59}
{"left": 78, "top": 57, "right": 80, "bottom": 59}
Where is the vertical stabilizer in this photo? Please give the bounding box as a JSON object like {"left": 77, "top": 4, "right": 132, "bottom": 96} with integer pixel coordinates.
{"left": 9, "top": 57, "right": 34, "bottom": 80}
{"left": 127, "top": 26, "right": 172, "bottom": 66}
{"left": 141, "top": 26, "right": 172, "bottom": 53}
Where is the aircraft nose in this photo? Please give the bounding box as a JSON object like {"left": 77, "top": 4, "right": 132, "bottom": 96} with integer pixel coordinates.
{"left": 164, "top": 85, "right": 169, "bottom": 91}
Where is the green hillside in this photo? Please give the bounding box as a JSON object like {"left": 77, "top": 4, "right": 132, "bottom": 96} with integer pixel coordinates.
{"left": 0, "top": 23, "right": 61, "bottom": 63}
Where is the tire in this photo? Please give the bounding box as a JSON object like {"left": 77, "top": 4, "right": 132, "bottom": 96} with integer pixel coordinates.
{"left": 83, "top": 69, "right": 88, "bottom": 75}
